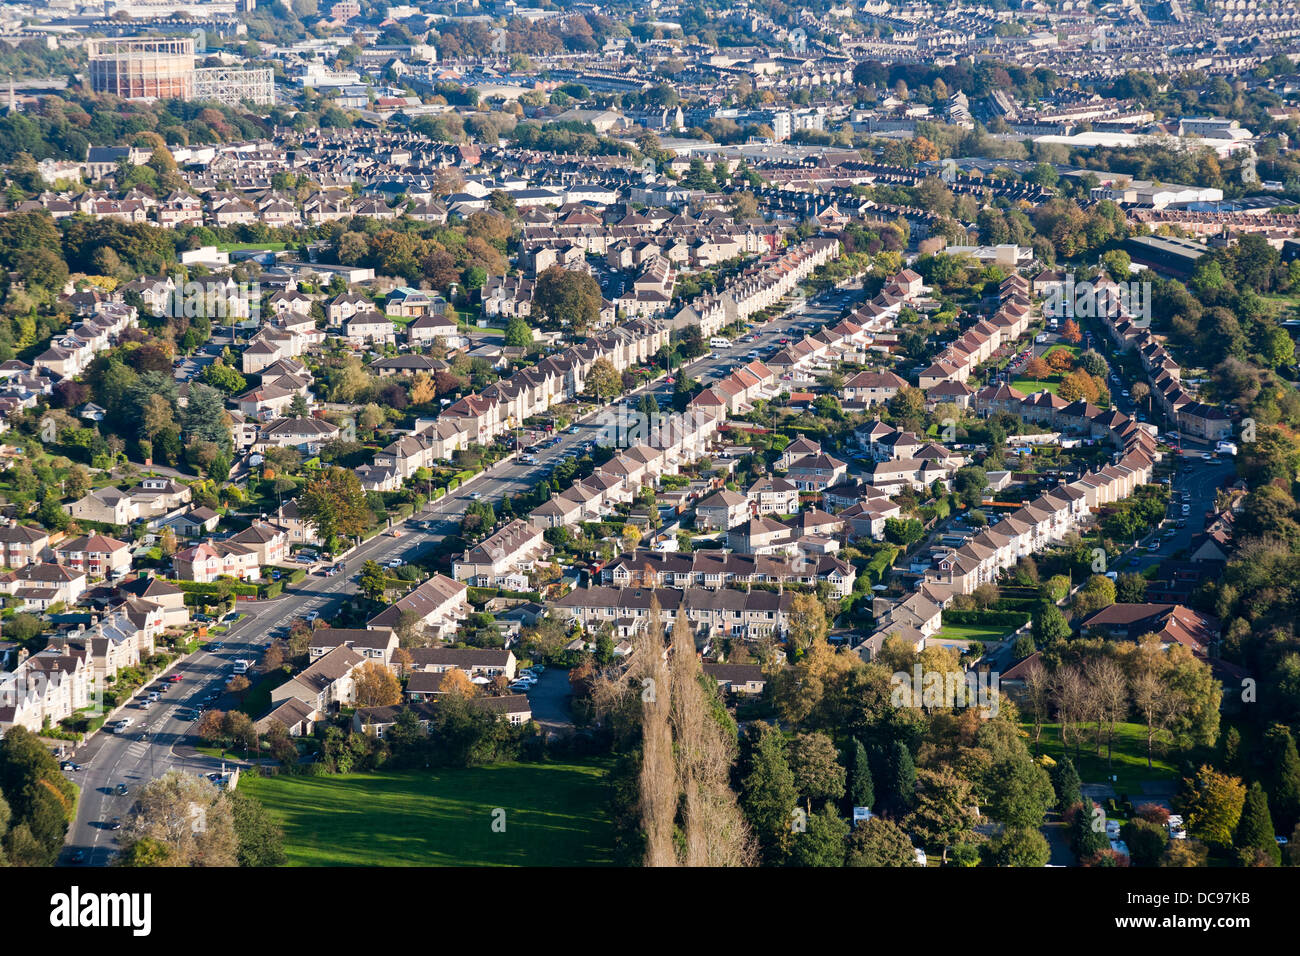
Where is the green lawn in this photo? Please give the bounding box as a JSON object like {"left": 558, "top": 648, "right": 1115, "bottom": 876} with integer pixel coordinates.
{"left": 240, "top": 760, "right": 617, "bottom": 866}
{"left": 933, "top": 623, "right": 1017, "bottom": 644}
{"left": 1025, "top": 721, "right": 1178, "bottom": 793}
{"left": 215, "top": 242, "right": 290, "bottom": 252}
{"left": 1011, "top": 377, "right": 1059, "bottom": 395}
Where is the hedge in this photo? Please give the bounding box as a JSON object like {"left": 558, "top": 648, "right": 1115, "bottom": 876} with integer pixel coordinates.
{"left": 177, "top": 580, "right": 259, "bottom": 597}
{"left": 467, "top": 586, "right": 543, "bottom": 605}
{"left": 941, "top": 609, "right": 1031, "bottom": 628}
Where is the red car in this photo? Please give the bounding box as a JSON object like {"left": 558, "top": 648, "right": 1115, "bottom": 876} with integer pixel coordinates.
{"left": 166, "top": 674, "right": 184, "bottom": 683}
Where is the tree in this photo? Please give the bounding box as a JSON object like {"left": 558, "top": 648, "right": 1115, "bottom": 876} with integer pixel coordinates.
{"left": 358, "top": 560, "right": 387, "bottom": 602}
{"left": 1033, "top": 603, "right": 1070, "bottom": 646}
{"left": 1120, "top": 818, "right": 1169, "bottom": 867}
{"left": 533, "top": 265, "right": 601, "bottom": 332}
{"left": 845, "top": 738, "right": 874, "bottom": 812}
{"left": 585, "top": 357, "right": 622, "bottom": 400}
{"left": 986, "top": 753, "right": 1055, "bottom": 828}
{"left": 1179, "top": 765, "right": 1246, "bottom": 849}
{"left": 226, "top": 789, "right": 287, "bottom": 867}
{"left": 990, "top": 827, "right": 1051, "bottom": 867}
{"left": 1115, "top": 572, "right": 1147, "bottom": 603}
{"left": 354, "top": 661, "right": 403, "bottom": 707}
{"left": 504, "top": 314, "right": 533, "bottom": 348}
{"left": 299, "top": 466, "right": 369, "bottom": 544}
{"left": 790, "top": 804, "right": 848, "bottom": 867}
{"left": 787, "top": 592, "right": 828, "bottom": 652}
{"left": 952, "top": 465, "right": 989, "bottom": 509}
{"left": 739, "top": 723, "right": 799, "bottom": 865}
{"left": 881, "top": 741, "right": 917, "bottom": 816}
{"left": 789, "top": 732, "right": 846, "bottom": 812}
{"left": 1235, "top": 782, "right": 1281, "bottom": 866}
{"left": 845, "top": 816, "right": 917, "bottom": 866}
{"left": 1061, "top": 319, "right": 1082, "bottom": 343}
{"left": 1262, "top": 725, "right": 1300, "bottom": 835}
{"left": 119, "top": 769, "right": 238, "bottom": 866}
{"left": 1052, "top": 757, "right": 1082, "bottom": 815}
{"left": 439, "top": 668, "right": 478, "bottom": 699}
{"left": 907, "top": 767, "right": 977, "bottom": 863}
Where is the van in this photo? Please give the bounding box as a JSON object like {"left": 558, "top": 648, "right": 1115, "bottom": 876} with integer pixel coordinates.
{"left": 708, "top": 337, "right": 730, "bottom": 349}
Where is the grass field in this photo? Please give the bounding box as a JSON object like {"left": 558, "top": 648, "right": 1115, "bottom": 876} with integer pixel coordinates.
{"left": 933, "top": 622, "right": 1017, "bottom": 644}
{"left": 1025, "top": 721, "right": 1178, "bottom": 793}
{"left": 240, "top": 760, "right": 617, "bottom": 866}
{"left": 215, "top": 242, "right": 290, "bottom": 252}
{"left": 1011, "top": 377, "right": 1058, "bottom": 395}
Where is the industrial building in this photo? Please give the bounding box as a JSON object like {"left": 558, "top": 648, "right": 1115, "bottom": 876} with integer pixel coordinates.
{"left": 87, "top": 37, "right": 274, "bottom": 107}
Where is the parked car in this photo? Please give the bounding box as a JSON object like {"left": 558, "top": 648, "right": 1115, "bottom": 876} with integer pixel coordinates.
{"left": 60, "top": 761, "right": 83, "bottom": 772}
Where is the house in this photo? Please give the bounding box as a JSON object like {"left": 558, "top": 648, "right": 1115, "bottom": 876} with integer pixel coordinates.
{"left": 702, "top": 662, "right": 767, "bottom": 695}
{"left": 172, "top": 539, "right": 260, "bottom": 583}
{"left": 270, "top": 645, "right": 366, "bottom": 714}
{"left": 53, "top": 534, "right": 132, "bottom": 580}
{"left": 64, "top": 487, "right": 138, "bottom": 526}
{"left": 0, "top": 563, "right": 87, "bottom": 610}
{"left": 307, "top": 627, "right": 398, "bottom": 666}
{"left": 406, "top": 646, "right": 518, "bottom": 680}
{"left": 786, "top": 453, "right": 848, "bottom": 492}
{"left": 452, "top": 519, "right": 550, "bottom": 589}
{"left": 0, "top": 520, "right": 50, "bottom": 568}
{"left": 695, "top": 489, "right": 751, "bottom": 531}
{"left": 116, "top": 574, "right": 189, "bottom": 628}
{"left": 366, "top": 573, "right": 469, "bottom": 640}
{"left": 255, "top": 697, "right": 318, "bottom": 737}
{"left": 1078, "top": 603, "right": 1218, "bottom": 655}
{"left": 746, "top": 476, "right": 799, "bottom": 516}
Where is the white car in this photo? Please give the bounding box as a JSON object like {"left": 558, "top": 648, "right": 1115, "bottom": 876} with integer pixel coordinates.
{"left": 1167, "top": 814, "right": 1187, "bottom": 840}
{"left": 113, "top": 718, "right": 134, "bottom": 731}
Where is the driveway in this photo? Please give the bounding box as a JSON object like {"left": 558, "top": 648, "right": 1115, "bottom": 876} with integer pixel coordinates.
{"left": 523, "top": 669, "right": 573, "bottom": 736}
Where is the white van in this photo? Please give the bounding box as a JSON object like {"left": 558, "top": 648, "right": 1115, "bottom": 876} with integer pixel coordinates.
{"left": 709, "top": 337, "right": 731, "bottom": 349}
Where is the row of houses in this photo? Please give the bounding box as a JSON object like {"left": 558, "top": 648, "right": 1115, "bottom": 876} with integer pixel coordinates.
{"left": 529, "top": 408, "right": 721, "bottom": 529}
{"left": 553, "top": 584, "right": 799, "bottom": 641}
{"left": 669, "top": 235, "right": 841, "bottom": 337}
{"left": 1094, "top": 278, "right": 1233, "bottom": 441}
{"left": 600, "top": 548, "right": 857, "bottom": 598}
{"left": 0, "top": 588, "right": 178, "bottom": 733}
{"left": 917, "top": 273, "right": 1035, "bottom": 388}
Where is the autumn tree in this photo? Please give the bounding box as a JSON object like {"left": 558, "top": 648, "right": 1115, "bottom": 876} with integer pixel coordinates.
{"left": 585, "top": 357, "right": 622, "bottom": 400}
{"left": 533, "top": 265, "right": 601, "bottom": 333}
{"left": 845, "top": 816, "right": 917, "bottom": 866}
{"left": 906, "top": 767, "right": 978, "bottom": 863}
{"left": 299, "top": 466, "right": 369, "bottom": 544}
{"left": 119, "top": 770, "right": 238, "bottom": 867}
{"left": 354, "top": 661, "right": 402, "bottom": 707}
{"left": 1178, "top": 765, "right": 1246, "bottom": 849}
